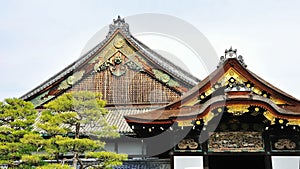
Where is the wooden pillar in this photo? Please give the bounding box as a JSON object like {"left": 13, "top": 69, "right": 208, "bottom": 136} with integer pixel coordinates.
{"left": 170, "top": 129, "right": 175, "bottom": 169}
{"left": 202, "top": 136, "right": 209, "bottom": 169}
{"left": 263, "top": 129, "right": 272, "bottom": 169}
{"left": 203, "top": 155, "right": 209, "bottom": 169}
{"left": 170, "top": 153, "right": 174, "bottom": 169}
{"left": 265, "top": 155, "right": 273, "bottom": 169}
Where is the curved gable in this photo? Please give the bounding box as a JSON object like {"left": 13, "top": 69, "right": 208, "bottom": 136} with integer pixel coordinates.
{"left": 125, "top": 48, "right": 300, "bottom": 133}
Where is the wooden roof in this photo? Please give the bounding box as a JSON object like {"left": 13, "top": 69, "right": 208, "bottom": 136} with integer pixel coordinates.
{"left": 21, "top": 16, "right": 199, "bottom": 108}
{"left": 125, "top": 48, "right": 300, "bottom": 126}
{"left": 21, "top": 16, "right": 201, "bottom": 134}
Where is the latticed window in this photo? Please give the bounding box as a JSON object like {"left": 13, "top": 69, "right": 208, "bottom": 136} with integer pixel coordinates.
{"left": 70, "top": 69, "right": 180, "bottom": 105}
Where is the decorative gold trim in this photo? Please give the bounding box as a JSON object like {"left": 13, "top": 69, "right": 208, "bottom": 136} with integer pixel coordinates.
{"left": 188, "top": 103, "right": 300, "bottom": 126}
{"left": 227, "top": 105, "right": 250, "bottom": 116}
{"left": 113, "top": 36, "right": 125, "bottom": 49}
{"left": 153, "top": 69, "right": 180, "bottom": 87}
{"left": 58, "top": 70, "right": 85, "bottom": 90}
{"left": 91, "top": 33, "right": 144, "bottom": 71}
{"left": 222, "top": 68, "right": 247, "bottom": 85}
{"left": 287, "top": 119, "right": 300, "bottom": 125}
{"left": 183, "top": 67, "right": 288, "bottom": 107}
{"left": 270, "top": 97, "right": 286, "bottom": 105}
{"left": 203, "top": 112, "right": 215, "bottom": 124}
{"left": 177, "top": 120, "right": 193, "bottom": 127}
{"left": 205, "top": 88, "right": 214, "bottom": 96}
{"left": 262, "top": 110, "right": 300, "bottom": 125}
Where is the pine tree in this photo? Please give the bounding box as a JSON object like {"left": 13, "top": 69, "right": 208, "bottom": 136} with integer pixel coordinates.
{"left": 0, "top": 98, "right": 39, "bottom": 168}
{"left": 37, "top": 91, "right": 127, "bottom": 169}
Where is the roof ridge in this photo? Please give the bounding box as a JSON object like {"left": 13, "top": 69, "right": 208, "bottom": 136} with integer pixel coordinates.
{"left": 21, "top": 17, "right": 129, "bottom": 100}
{"left": 247, "top": 69, "right": 299, "bottom": 101}
{"left": 21, "top": 16, "right": 200, "bottom": 100}
{"left": 129, "top": 36, "right": 200, "bottom": 85}
{"left": 20, "top": 30, "right": 111, "bottom": 100}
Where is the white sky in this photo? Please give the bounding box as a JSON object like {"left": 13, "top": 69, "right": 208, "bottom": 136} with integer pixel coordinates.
{"left": 1, "top": 0, "right": 300, "bottom": 101}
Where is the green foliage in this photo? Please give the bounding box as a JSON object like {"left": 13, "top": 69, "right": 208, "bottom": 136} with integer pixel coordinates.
{"left": 0, "top": 92, "right": 127, "bottom": 169}
{"left": 21, "top": 154, "right": 47, "bottom": 166}
{"left": 0, "top": 98, "right": 38, "bottom": 167}
{"left": 55, "top": 137, "right": 105, "bottom": 153}
{"left": 37, "top": 110, "right": 75, "bottom": 135}
{"left": 86, "top": 151, "right": 127, "bottom": 169}
{"left": 21, "top": 154, "right": 41, "bottom": 164}
{"left": 39, "top": 91, "right": 118, "bottom": 138}
{"left": 36, "top": 91, "right": 125, "bottom": 169}
{"left": 36, "top": 163, "right": 73, "bottom": 169}
{"left": 20, "top": 133, "right": 45, "bottom": 147}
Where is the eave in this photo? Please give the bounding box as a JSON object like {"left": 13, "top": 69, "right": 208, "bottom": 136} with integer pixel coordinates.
{"left": 125, "top": 94, "right": 300, "bottom": 124}
{"left": 124, "top": 55, "right": 300, "bottom": 126}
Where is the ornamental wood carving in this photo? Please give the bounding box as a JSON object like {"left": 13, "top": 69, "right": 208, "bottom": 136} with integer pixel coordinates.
{"left": 178, "top": 139, "right": 198, "bottom": 150}
{"left": 152, "top": 69, "right": 180, "bottom": 87}
{"left": 174, "top": 138, "right": 201, "bottom": 152}
{"left": 274, "top": 139, "right": 297, "bottom": 150}
{"left": 181, "top": 67, "right": 287, "bottom": 107}
{"left": 94, "top": 52, "right": 141, "bottom": 77}
{"left": 208, "top": 132, "right": 264, "bottom": 152}
{"left": 92, "top": 34, "right": 144, "bottom": 76}
{"left": 58, "top": 71, "right": 85, "bottom": 90}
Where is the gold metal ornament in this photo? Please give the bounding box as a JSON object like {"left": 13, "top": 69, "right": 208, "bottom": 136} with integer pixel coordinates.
{"left": 113, "top": 36, "right": 125, "bottom": 49}
{"left": 227, "top": 105, "right": 250, "bottom": 116}
{"left": 178, "top": 139, "right": 199, "bottom": 150}
{"left": 274, "top": 139, "right": 297, "bottom": 150}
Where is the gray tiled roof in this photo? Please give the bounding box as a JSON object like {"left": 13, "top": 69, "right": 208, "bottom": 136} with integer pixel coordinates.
{"left": 34, "top": 107, "right": 159, "bottom": 134}
{"left": 105, "top": 107, "right": 159, "bottom": 133}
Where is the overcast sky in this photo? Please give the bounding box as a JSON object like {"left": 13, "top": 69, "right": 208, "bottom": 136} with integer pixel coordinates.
{"left": 1, "top": 0, "right": 300, "bottom": 101}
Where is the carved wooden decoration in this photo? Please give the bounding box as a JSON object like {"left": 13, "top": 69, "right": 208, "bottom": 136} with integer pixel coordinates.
{"left": 270, "top": 137, "right": 300, "bottom": 152}
{"left": 274, "top": 139, "right": 296, "bottom": 150}
{"left": 30, "top": 90, "right": 54, "bottom": 106}
{"left": 58, "top": 70, "right": 85, "bottom": 90}
{"left": 208, "top": 132, "right": 264, "bottom": 152}
{"left": 94, "top": 52, "right": 141, "bottom": 77}
{"left": 174, "top": 138, "right": 201, "bottom": 152}
{"left": 181, "top": 66, "right": 288, "bottom": 108}
{"left": 92, "top": 34, "right": 144, "bottom": 76}
{"left": 152, "top": 69, "right": 180, "bottom": 87}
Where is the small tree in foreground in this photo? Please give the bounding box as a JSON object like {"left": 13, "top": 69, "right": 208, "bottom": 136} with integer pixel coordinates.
{"left": 0, "top": 98, "right": 38, "bottom": 168}
{"left": 37, "top": 91, "right": 127, "bottom": 169}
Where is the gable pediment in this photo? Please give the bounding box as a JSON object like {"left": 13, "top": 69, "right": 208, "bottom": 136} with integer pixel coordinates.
{"left": 22, "top": 21, "right": 199, "bottom": 108}
{"left": 177, "top": 58, "right": 299, "bottom": 109}
{"left": 125, "top": 52, "right": 300, "bottom": 128}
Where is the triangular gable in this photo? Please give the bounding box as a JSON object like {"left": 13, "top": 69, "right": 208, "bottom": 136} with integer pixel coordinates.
{"left": 21, "top": 16, "right": 200, "bottom": 108}
{"left": 169, "top": 57, "right": 300, "bottom": 110}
